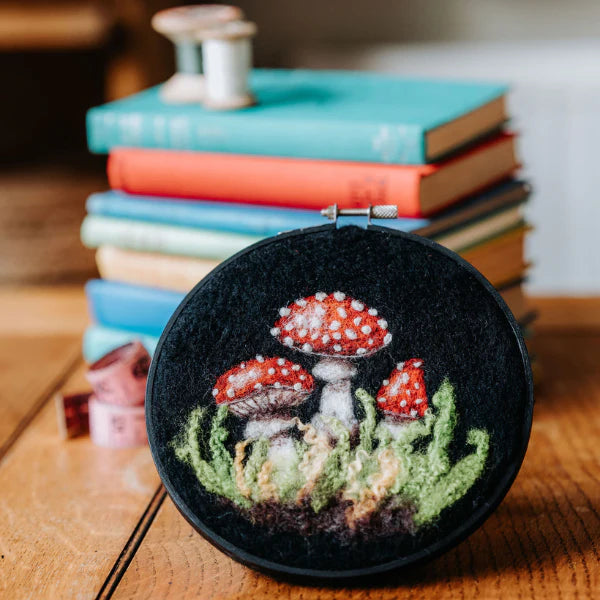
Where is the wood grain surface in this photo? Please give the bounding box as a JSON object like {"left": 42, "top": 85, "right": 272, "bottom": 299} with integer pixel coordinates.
{"left": 111, "top": 331, "right": 600, "bottom": 600}
{"left": 0, "top": 286, "right": 87, "bottom": 457}
{"left": 2, "top": 287, "right": 599, "bottom": 599}
{"left": 0, "top": 364, "right": 161, "bottom": 600}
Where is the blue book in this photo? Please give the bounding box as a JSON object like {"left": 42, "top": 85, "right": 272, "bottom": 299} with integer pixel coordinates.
{"left": 83, "top": 324, "right": 159, "bottom": 362}
{"left": 87, "top": 69, "right": 507, "bottom": 164}
{"left": 86, "top": 279, "right": 184, "bottom": 337}
{"left": 86, "top": 191, "right": 429, "bottom": 236}
{"left": 85, "top": 180, "right": 526, "bottom": 240}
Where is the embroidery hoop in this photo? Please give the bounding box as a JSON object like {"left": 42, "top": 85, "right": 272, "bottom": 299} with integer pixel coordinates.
{"left": 146, "top": 218, "right": 534, "bottom": 581}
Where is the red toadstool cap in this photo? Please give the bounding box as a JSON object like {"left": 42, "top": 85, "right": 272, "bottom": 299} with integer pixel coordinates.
{"left": 212, "top": 356, "right": 314, "bottom": 417}
{"left": 270, "top": 292, "right": 392, "bottom": 358}
{"left": 376, "top": 359, "right": 428, "bottom": 420}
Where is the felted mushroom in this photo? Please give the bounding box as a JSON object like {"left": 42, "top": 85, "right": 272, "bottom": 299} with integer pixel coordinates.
{"left": 376, "top": 359, "right": 428, "bottom": 439}
{"left": 212, "top": 355, "right": 314, "bottom": 464}
{"left": 270, "top": 291, "right": 392, "bottom": 433}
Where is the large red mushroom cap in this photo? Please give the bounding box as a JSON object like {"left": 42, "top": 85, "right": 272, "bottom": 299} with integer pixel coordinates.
{"left": 376, "top": 359, "right": 428, "bottom": 420}
{"left": 212, "top": 356, "right": 314, "bottom": 417}
{"left": 270, "top": 292, "right": 392, "bottom": 358}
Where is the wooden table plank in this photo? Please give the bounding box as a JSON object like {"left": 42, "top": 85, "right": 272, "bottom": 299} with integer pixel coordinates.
{"left": 0, "top": 286, "right": 87, "bottom": 458}
{"left": 112, "top": 332, "right": 600, "bottom": 600}
{"left": 0, "top": 364, "right": 161, "bottom": 600}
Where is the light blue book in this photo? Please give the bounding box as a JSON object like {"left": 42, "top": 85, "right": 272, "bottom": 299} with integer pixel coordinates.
{"left": 86, "top": 279, "right": 183, "bottom": 337}
{"left": 83, "top": 324, "right": 159, "bottom": 362}
{"left": 86, "top": 190, "right": 429, "bottom": 236}
{"left": 87, "top": 69, "right": 507, "bottom": 164}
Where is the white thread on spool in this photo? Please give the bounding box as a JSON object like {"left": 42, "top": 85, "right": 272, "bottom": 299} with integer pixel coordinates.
{"left": 152, "top": 5, "right": 243, "bottom": 104}
{"left": 199, "top": 20, "right": 257, "bottom": 110}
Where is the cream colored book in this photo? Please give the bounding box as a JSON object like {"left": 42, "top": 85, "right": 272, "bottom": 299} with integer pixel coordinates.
{"left": 96, "top": 246, "right": 220, "bottom": 293}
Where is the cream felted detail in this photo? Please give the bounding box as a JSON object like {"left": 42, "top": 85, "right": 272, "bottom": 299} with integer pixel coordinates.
{"left": 345, "top": 448, "right": 401, "bottom": 528}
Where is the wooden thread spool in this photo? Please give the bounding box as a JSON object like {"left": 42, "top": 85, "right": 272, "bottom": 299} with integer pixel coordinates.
{"left": 199, "top": 20, "right": 257, "bottom": 110}
{"left": 152, "top": 4, "right": 243, "bottom": 104}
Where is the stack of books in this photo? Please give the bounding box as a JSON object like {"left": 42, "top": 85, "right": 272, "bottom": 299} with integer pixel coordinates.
{"left": 82, "top": 69, "right": 534, "bottom": 363}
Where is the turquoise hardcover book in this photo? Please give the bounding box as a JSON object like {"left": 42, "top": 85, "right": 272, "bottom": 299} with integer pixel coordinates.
{"left": 87, "top": 69, "right": 507, "bottom": 164}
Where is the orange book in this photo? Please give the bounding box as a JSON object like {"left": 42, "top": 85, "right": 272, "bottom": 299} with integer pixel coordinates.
{"left": 108, "top": 134, "right": 518, "bottom": 218}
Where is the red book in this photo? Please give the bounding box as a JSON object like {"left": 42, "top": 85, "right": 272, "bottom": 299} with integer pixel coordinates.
{"left": 108, "top": 133, "right": 517, "bottom": 217}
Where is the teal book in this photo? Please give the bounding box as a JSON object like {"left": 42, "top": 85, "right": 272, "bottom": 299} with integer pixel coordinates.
{"left": 83, "top": 324, "right": 159, "bottom": 362}
{"left": 86, "top": 69, "right": 507, "bottom": 164}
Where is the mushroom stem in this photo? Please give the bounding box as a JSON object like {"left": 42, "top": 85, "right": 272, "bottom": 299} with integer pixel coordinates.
{"left": 311, "top": 357, "right": 358, "bottom": 433}
{"left": 244, "top": 416, "right": 296, "bottom": 440}
{"left": 244, "top": 416, "right": 299, "bottom": 468}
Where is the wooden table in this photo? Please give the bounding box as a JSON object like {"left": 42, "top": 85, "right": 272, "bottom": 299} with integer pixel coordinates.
{"left": 1, "top": 286, "right": 599, "bottom": 599}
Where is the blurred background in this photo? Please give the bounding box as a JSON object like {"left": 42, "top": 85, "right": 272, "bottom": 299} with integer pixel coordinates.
{"left": 2, "top": 0, "right": 599, "bottom": 295}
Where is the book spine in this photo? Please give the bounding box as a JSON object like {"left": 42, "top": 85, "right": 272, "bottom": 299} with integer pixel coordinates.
{"left": 96, "top": 246, "right": 220, "bottom": 293}
{"left": 85, "top": 279, "right": 185, "bottom": 337}
{"left": 81, "top": 215, "right": 263, "bottom": 259}
{"left": 87, "top": 108, "right": 426, "bottom": 164}
{"left": 87, "top": 192, "right": 429, "bottom": 235}
{"left": 83, "top": 324, "right": 159, "bottom": 363}
{"left": 107, "top": 149, "right": 424, "bottom": 216}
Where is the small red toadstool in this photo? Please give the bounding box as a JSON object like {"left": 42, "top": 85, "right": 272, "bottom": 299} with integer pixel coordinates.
{"left": 270, "top": 291, "right": 392, "bottom": 432}
{"left": 213, "top": 356, "right": 314, "bottom": 458}
{"left": 376, "top": 359, "right": 428, "bottom": 438}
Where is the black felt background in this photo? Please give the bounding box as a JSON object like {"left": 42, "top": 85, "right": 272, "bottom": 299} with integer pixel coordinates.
{"left": 147, "top": 224, "right": 533, "bottom": 576}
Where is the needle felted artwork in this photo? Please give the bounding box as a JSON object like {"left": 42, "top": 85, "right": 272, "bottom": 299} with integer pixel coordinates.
{"left": 146, "top": 224, "right": 533, "bottom": 580}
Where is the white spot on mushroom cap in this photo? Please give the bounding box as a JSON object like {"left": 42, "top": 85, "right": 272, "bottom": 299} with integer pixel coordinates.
{"left": 322, "top": 334, "right": 330, "bottom": 343}
{"left": 274, "top": 382, "right": 282, "bottom": 388}
{"left": 396, "top": 362, "right": 405, "bottom": 370}
{"left": 283, "top": 337, "right": 293, "bottom": 346}
{"left": 400, "top": 400, "right": 407, "bottom": 407}
{"left": 368, "top": 308, "right": 378, "bottom": 316}
{"left": 281, "top": 368, "right": 289, "bottom": 375}
{"left": 378, "top": 396, "right": 386, "bottom": 403}
{"left": 382, "top": 379, "right": 389, "bottom": 385}
{"left": 332, "top": 332, "right": 342, "bottom": 340}
{"left": 378, "top": 319, "right": 388, "bottom": 329}
{"left": 277, "top": 358, "right": 285, "bottom": 366}
{"left": 298, "top": 329, "right": 308, "bottom": 337}
{"left": 268, "top": 367, "right": 276, "bottom": 375}
{"left": 315, "top": 292, "right": 327, "bottom": 301}
{"left": 384, "top": 333, "right": 392, "bottom": 344}
{"left": 254, "top": 382, "right": 262, "bottom": 389}
{"left": 410, "top": 409, "right": 418, "bottom": 417}
{"left": 302, "top": 343, "right": 312, "bottom": 352}
{"left": 361, "top": 325, "right": 372, "bottom": 334}
{"left": 413, "top": 360, "right": 423, "bottom": 368}
{"left": 333, "top": 344, "right": 342, "bottom": 351}
{"left": 292, "top": 364, "right": 301, "bottom": 371}
{"left": 337, "top": 307, "right": 347, "bottom": 318}
{"left": 333, "top": 291, "right": 346, "bottom": 301}
{"left": 256, "top": 355, "right": 264, "bottom": 362}
{"left": 415, "top": 398, "right": 423, "bottom": 404}
{"left": 284, "top": 322, "right": 294, "bottom": 331}
{"left": 356, "top": 348, "right": 367, "bottom": 355}
{"left": 401, "top": 372, "right": 409, "bottom": 383}
{"left": 279, "top": 307, "right": 291, "bottom": 316}
{"left": 353, "top": 316, "right": 362, "bottom": 326}
{"left": 351, "top": 300, "right": 364, "bottom": 311}
{"left": 414, "top": 382, "right": 420, "bottom": 389}
{"left": 311, "top": 332, "right": 319, "bottom": 340}
{"left": 295, "top": 298, "right": 307, "bottom": 307}
{"left": 345, "top": 329, "right": 357, "bottom": 340}
{"left": 227, "top": 389, "right": 235, "bottom": 398}
{"left": 270, "top": 327, "right": 280, "bottom": 336}
{"left": 329, "top": 320, "right": 341, "bottom": 330}
{"left": 212, "top": 388, "right": 219, "bottom": 397}
{"left": 293, "top": 383, "right": 302, "bottom": 391}
{"left": 300, "top": 374, "right": 306, "bottom": 380}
